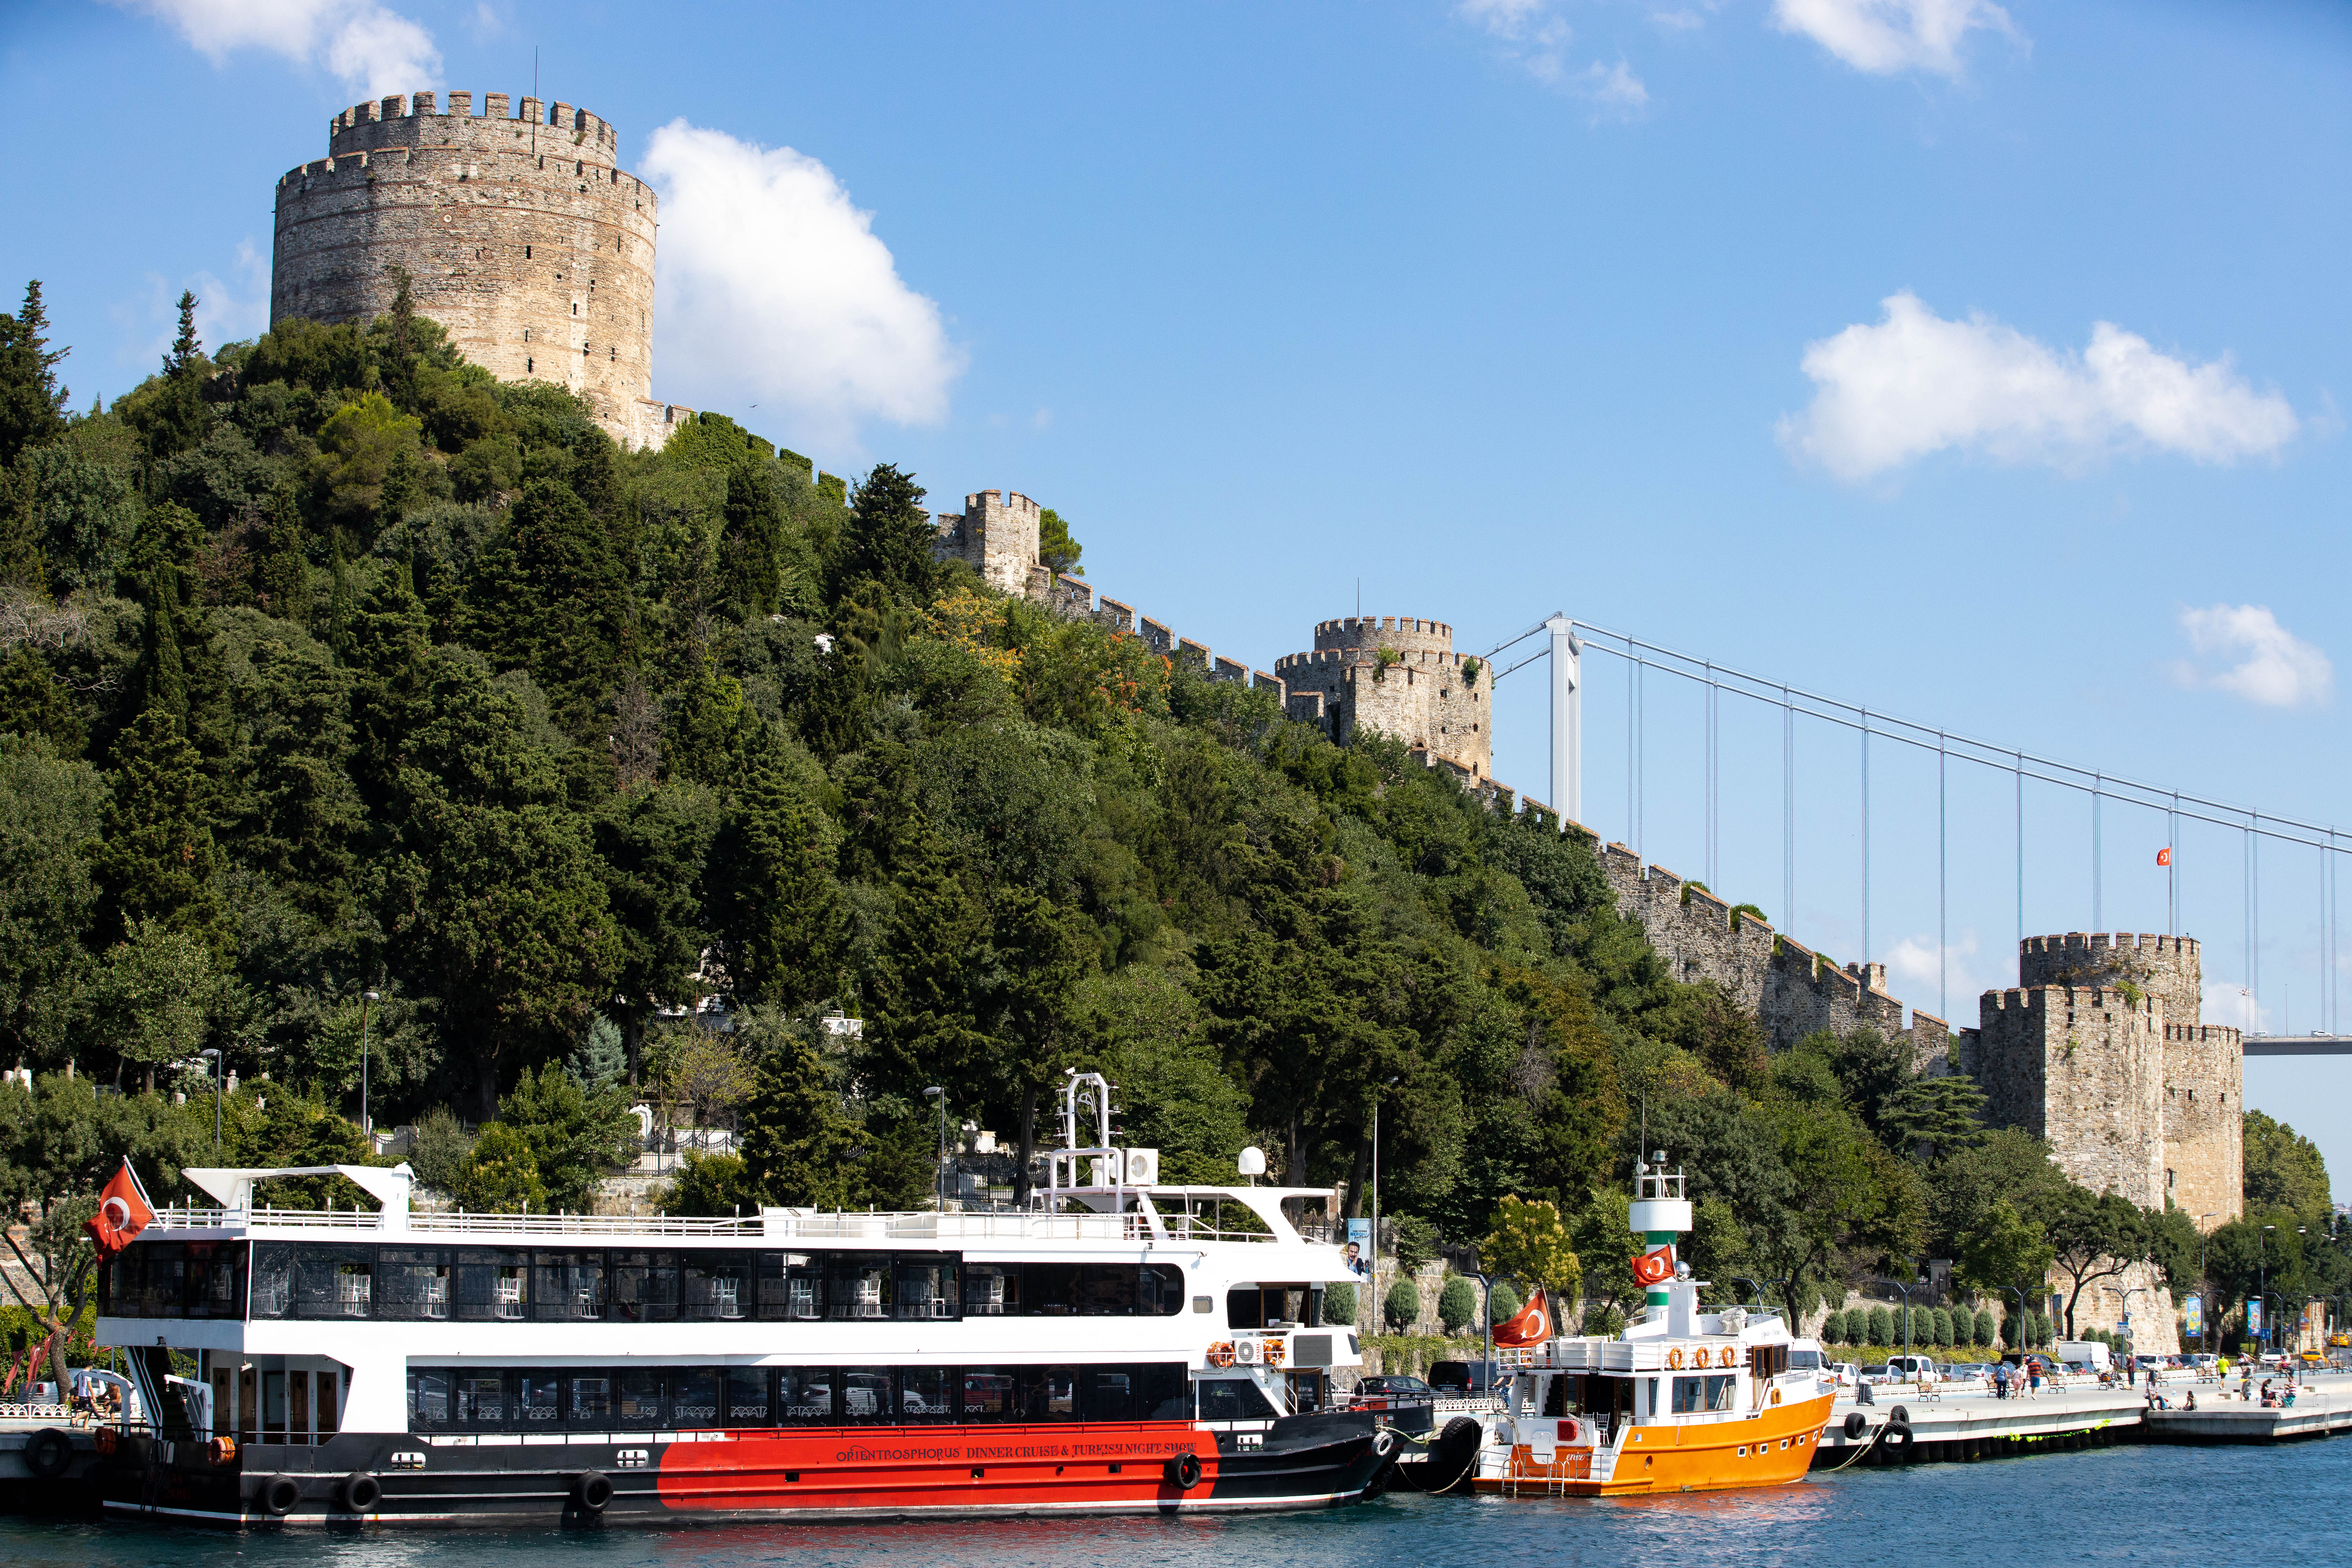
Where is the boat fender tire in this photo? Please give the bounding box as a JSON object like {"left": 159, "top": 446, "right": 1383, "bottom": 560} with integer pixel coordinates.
{"left": 1166, "top": 1451, "right": 1202, "bottom": 1491}
{"left": 1842, "top": 1412, "right": 1868, "bottom": 1440}
{"left": 25, "top": 1427, "right": 73, "bottom": 1480}
{"left": 1425, "top": 1416, "right": 1485, "bottom": 1496}
{"left": 574, "top": 1470, "right": 615, "bottom": 1512}
{"left": 1884, "top": 1420, "right": 1914, "bottom": 1452}
{"left": 1372, "top": 1429, "right": 1396, "bottom": 1458}
{"left": 338, "top": 1471, "right": 382, "bottom": 1513}
{"left": 260, "top": 1475, "right": 302, "bottom": 1517}
{"left": 1889, "top": 1404, "right": 1910, "bottom": 1424}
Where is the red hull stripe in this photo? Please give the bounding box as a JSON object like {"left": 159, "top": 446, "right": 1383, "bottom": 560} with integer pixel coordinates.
{"left": 656, "top": 1420, "right": 1219, "bottom": 1511}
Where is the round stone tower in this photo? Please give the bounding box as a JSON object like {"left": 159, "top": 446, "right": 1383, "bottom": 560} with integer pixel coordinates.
{"left": 271, "top": 90, "right": 666, "bottom": 447}
{"left": 1275, "top": 616, "right": 1494, "bottom": 780}
{"left": 2018, "top": 932, "right": 2202, "bottom": 1026}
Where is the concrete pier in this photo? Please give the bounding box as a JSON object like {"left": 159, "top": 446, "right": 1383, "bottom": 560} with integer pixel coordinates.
{"left": 2146, "top": 1385, "right": 2352, "bottom": 1443}
{"left": 1813, "top": 1385, "right": 2146, "bottom": 1468}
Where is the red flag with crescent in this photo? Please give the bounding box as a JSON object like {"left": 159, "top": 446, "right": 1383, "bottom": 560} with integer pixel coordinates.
{"left": 1631, "top": 1245, "right": 1676, "bottom": 1287}
{"left": 1494, "top": 1286, "right": 1552, "bottom": 1348}
{"left": 85, "top": 1161, "right": 154, "bottom": 1259}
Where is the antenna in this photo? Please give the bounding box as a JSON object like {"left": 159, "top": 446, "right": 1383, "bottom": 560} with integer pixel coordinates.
{"left": 531, "top": 46, "right": 539, "bottom": 154}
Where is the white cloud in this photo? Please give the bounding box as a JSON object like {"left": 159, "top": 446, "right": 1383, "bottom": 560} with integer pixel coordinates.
{"left": 104, "top": 0, "right": 440, "bottom": 97}
{"left": 2202, "top": 980, "right": 2266, "bottom": 1034}
{"left": 2172, "top": 605, "right": 2333, "bottom": 710}
{"left": 1778, "top": 292, "right": 2301, "bottom": 481}
{"left": 1884, "top": 927, "right": 1984, "bottom": 1022}
{"left": 117, "top": 237, "right": 270, "bottom": 373}
{"left": 1770, "top": 0, "right": 2017, "bottom": 77}
{"left": 1456, "top": 0, "right": 1574, "bottom": 86}
{"left": 640, "top": 121, "right": 964, "bottom": 449}
{"left": 1574, "top": 59, "right": 1650, "bottom": 116}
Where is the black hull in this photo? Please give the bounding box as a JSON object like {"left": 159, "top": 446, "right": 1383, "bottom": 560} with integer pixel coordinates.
{"left": 96, "top": 1415, "right": 1391, "bottom": 1527}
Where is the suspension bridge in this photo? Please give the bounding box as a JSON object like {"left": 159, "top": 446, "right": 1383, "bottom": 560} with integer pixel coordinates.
{"left": 1482, "top": 613, "right": 2351, "bottom": 1057}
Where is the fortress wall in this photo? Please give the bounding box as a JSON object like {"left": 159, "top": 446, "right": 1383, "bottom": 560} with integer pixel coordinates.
{"left": 2020, "top": 932, "right": 2203, "bottom": 1028}
{"left": 1274, "top": 618, "right": 1492, "bottom": 779}
{"left": 1976, "top": 986, "right": 2167, "bottom": 1209}
{"left": 2163, "top": 1022, "right": 2244, "bottom": 1225}
{"left": 273, "top": 90, "right": 659, "bottom": 445}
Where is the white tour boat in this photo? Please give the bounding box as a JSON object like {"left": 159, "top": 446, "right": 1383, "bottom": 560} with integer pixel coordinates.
{"left": 89, "top": 1074, "right": 1392, "bottom": 1526}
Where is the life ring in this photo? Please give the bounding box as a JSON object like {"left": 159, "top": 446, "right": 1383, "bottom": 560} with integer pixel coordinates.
{"left": 209, "top": 1436, "right": 238, "bottom": 1465}
{"left": 1770, "top": 1388, "right": 1783, "bottom": 1405}
{"left": 1666, "top": 1348, "right": 1684, "bottom": 1370}
{"left": 26, "top": 1427, "right": 73, "bottom": 1480}
{"left": 1264, "top": 1337, "right": 1287, "bottom": 1368}
{"left": 1166, "top": 1451, "right": 1202, "bottom": 1490}
{"left": 1208, "top": 1342, "right": 1236, "bottom": 1368}
{"left": 1725, "top": 1346, "right": 1742, "bottom": 1368}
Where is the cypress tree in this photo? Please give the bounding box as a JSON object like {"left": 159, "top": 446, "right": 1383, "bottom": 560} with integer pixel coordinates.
{"left": 825, "top": 462, "right": 936, "bottom": 608}
{"left": 707, "top": 758, "right": 847, "bottom": 1008}
{"left": 0, "top": 279, "right": 69, "bottom": 466}
{"left": 253, "top": 484, "right": 311, "bottom": 621}
{"left": 94, "top": 706, "right": 224, "bottom": 946}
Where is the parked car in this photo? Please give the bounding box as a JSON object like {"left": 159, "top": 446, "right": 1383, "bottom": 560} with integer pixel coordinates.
{"left": 1945, "top": 1363, "right": 1996, "bottom": 1384}
{"left": 2188, "top": 1354, "right": 2220, "bottom": 1371}
{"left": 1858, "top": 1364, "right": 1894, "bottom": 1385}
{"left": 1885, "top": 1354, "right": 1941, "bottom": 1382}
{"left": 1427, "top": 1360, "right": 1504, "bottom": 1395}
{"left": 1823, "top": 1361, "right": 1862, "bottom": 1388}
{"left": 1351, "top": 1374, "right": 1435, "bottom": 1435}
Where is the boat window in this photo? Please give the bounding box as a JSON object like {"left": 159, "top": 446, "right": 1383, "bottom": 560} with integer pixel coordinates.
{"left": 1226, "top": 1287, "right": 1263, "bottom": 1329}
{"left": 1670, "top": 1375, "right": 1737, "bottom": 1414}
{"left": 1786, "top": 1348, "right": 1820, "bottom": 1371}
{"left": 1138, "top": 1363, "right": 1190, "bottom": 1420}
{"left": 682, "top": 1252, "right": 754, "bottom": 1321}
{"left": 963, "top": 1263, "right": 1017, "bottom": 1316}
{"left": 614, "top": 1368, "right": 662, "bottom": 1428}
{"left": 724, "top": 1368, "right": 771, "bottom": 1425}
{"left": 534, "top": 1252, "right": 606, "bottom": 1321}
{"left": 406, "top": 1368, "right": 453, "bottom": 1429}
{"left": 294, "top": 1245, "right": 374, "bottom": 1318}
{"left": 894, "top": 1255, "right": 958, "bottom": 1320}
{"left": 758, "top": 1251, "right": 823, "bottom": 1320}
{"left": 779, "top": 1367, "right": 835, "bottom": 1423}
{"left": 1226, "top": 1282, "right": 1312, "bottom": 1328}
{"left": 668, "top": 1367, "right": 721, "bottom": 1427}
{"left": 1084, "top": 1367, "right": 1133, "bottom": 1420}
{"left": 825, "top": 1254, "right": 888, "bottom": 1320}
{"left": 842, "top": 1367, "right": 895, "bottom": 1423}
{"left": 1197, "top": 1378, "right": 1279, "bottom": 1421}
{"left": 251, "top": 1242, "right": 295, "bottom": 1318}
{"left": 1026, "top": 1262, "right": 1082, "bottom": 1316}
{"left": 610, "top": 1252, "right": 679, "bottom": 1322}
{"left": 899, "top": 1366, "right": 952, "bottom": 1421}
{"left": 566, "top": 1373, "right": 612, "bottom": 1429}
{"left": 960, "top": 1367, "right": 1018, "bottom": 1421}
{"left": 377, "top": 1248, "right": 450, "bottom": 1320}
{"left": 1021, "top": 1366, "right": 1081, "bottom": 1421}
{"left": 450, "top": 1249, "right": 533, "bottom": 1322}
{"left": 456, "top": 1371, "right": 506, "bottom": 1428}
{"left": 104, "top": 1239, "right": 251, "bottom": 1319}
{"left": 516, "top": 1371, "right": 560, "bottom": 1428}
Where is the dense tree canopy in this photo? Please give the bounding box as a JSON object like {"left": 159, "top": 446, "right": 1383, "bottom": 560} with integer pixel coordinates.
{"left": 0, "top": 282, "right": 2306, "bottom": 1354}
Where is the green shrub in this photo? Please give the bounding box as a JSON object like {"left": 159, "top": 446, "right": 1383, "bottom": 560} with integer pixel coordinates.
{"left": 1974, "top": 1307, "right": 1997, "bottom": 1346}
{"left": 1437, "top": 1275, "right": 1478, "bottom": 1335}
{"left": 1820, "top": 1309, "right": 1846, "bottom": 1344}
{"left": 1867, "top": 1305, "right": 1893, "bottom": 1346}
{"left": 1489, "top": 1281, "right": 1522, "bottom": 1325}
{"left": 1324, "top": 1282, "right": 1357, "bottom": 1326}
{"left": 1932, "top": 1307, "right": 1954, "bottom": 1347}
{"left": 1382, "top": 1277, "right": 1421, "bottom": 1332}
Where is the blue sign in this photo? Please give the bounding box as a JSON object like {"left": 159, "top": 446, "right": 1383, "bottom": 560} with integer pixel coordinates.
{"left": 2184, "top": 1294, "right": 2203, "bottom": 1336}
{"left": 2248, "top": 1297, "right": 2264, "bottom": 1337}
{"left": 1344, "top": 1219, "right": 1372, "bottom": 1278}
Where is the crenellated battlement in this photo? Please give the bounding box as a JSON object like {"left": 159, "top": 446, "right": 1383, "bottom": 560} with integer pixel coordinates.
{"left": 1312, "top": 615, "right": 1455, "bottom": 656}
{"left": 1277, "top": 612, "right": 1491, "bottom": 778}
{"left": 1981, "top": 985, "right": 2159, "bottom": 1018}
{"left": 272, "top": 85, "right": 663, "bottom": 448}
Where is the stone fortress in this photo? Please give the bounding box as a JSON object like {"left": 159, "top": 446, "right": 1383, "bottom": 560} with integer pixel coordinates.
{"left": 271, "top": 89, "right": 688, "bottom": 450}
{"left": 260, "top": 89, "right": 2238, "bottom": 1340}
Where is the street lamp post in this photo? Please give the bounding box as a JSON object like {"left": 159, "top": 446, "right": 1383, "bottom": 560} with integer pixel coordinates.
{"left": 199, "top": 1048, "right": 223, "bottom": 1152}
{"left": 2260, "top": 1224, "right": 2277, "bottom": 1354}
{"left": 358, "top": 989, "right": 380, "bottom": 1142}
{"left": 2197, "top": 1212, "right": 2217, "bottom": 1353}
{"left": 2005, "top": 1284, "right": 2033, "bottom": 1362}
{"left": 923, "top": 1087, "right": 947, "bottom": 1211}
{"left": 1889, "top": 1271, "right": 1927, "bottom": 1369}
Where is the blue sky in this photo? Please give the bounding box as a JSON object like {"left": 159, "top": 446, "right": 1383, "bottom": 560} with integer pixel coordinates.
{"left": 5, "top": 1, "right": 2349, "bottom": 1191}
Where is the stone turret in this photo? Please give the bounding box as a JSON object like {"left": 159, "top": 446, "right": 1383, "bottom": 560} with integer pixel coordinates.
{"left": 931, "top": 489, "right": 1043, "bottom": 595}
{"left": 272, "top": 90, "right": 676, "bottom": 448}
{"left": 1274, "top": 616, "right": 1493, "bottom": 780}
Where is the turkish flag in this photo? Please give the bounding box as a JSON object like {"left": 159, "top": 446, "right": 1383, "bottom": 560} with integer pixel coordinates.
{"left": 1631, "top": 1246, "right": 1676, "bottom": 1287}
{"left": 1494, "top": 1286, "right": 1553, "bottom": 1348}
{"left": 85, "top": 1161, "right": 154, "bottom": 1259}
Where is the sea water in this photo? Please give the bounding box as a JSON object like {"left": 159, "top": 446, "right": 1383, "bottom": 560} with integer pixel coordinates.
{"left": 4, "top": 1437, "right": 2340, "bottom": 1566}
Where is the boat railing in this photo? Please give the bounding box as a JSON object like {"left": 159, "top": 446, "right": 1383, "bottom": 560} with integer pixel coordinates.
{"left": 141, "top": 1204, "right": 1293, "bottom": 1244}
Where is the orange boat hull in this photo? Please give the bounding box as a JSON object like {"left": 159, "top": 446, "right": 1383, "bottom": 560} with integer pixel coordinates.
{"left": 1475, "top": 1391, "right": 1837, "bottom": 1496}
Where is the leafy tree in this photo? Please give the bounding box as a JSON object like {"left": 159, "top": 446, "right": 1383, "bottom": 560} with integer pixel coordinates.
{"left": 2244, "top": 1111, "right": 2332, "bottom": 1228}
{"left": 1037, "top": 507, "right": 1082, "bottom": 576}
{"left": 570, "top": 1014, "right": 626, "bottom": 1092}
{"left": 828, "top": 462, "right": 937, "bottom": 607}
{"left": 2040, "top": 1185, "right": 2150, "bottom": 1337}
{"left": 1438, "top": 1274, "right": 1477, "bottom": 1335}
{"left": 1382, "top": 1275, "right": 1420, "bottom": 1332}
{"left": 0, "top": 736, "right": 104, "bottom": 1065}
{"left": 1488, "top": 1280, "right": 1521, "bottom": 1325}
{"left": 464, "top": 478, "right": 634, "bottom": 730}
{"left": 662, "top": 1149, "right": 749, "bottom": 1218}
{"left": 487, "top": 1060, "right": 636, "bottom": 1213}
{"left": 1478, "top": 1194, "right": 1582, "bottom": 1303}
{"left": 406, "top": 1105, "right": 474, "bottom": 1195}
{"left": 1324, "top": 1281, "right": 1357, "bottom": 1326}
{"left": 455, "top": 1121, "right": 545, "bottom": 1212}
{"left": 0, "top": 280, "right": 69, "bottom": 466}
{"left": 706, "top": 760, "right": 844, "bottom": 1008}
{"left": 736, "top": 1032, "right": 870, "bottom": 1209}
{"left": 1878, "top": 1073, "right": 1988, "bottom": 1161}
{"left": 1952, "top": 1197, "right": 2054, "bottom": 1296}
{"left": 93, "top": 707, "right": 223, "bottom": 947}
{"left": 88, "top": 919, "right": 218, "bottom": 1092}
